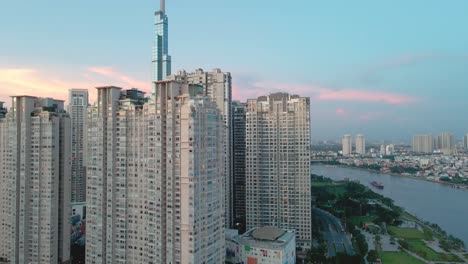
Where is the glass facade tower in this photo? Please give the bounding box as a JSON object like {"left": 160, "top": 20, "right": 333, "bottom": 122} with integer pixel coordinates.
{"left": 152, "top": 0, "right": 171, "bottom": 93}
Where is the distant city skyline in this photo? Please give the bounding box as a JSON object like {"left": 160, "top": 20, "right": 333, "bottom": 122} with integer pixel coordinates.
{"left": 0, "top": 0, "right": 467, "bottom": 140}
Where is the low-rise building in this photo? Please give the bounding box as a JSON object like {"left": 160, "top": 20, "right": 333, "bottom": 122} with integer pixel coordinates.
{"left": 226, "top": 227, "right": 296, "bottom": 264}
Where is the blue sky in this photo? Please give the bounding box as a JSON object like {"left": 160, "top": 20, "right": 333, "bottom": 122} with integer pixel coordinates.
{"left": 0, "top": 0, "right": 467, "bottom": 141}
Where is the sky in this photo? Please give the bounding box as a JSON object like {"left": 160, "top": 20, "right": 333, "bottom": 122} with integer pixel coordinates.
{"left": 0, "top": 0, "right": 467, "bottom": 141}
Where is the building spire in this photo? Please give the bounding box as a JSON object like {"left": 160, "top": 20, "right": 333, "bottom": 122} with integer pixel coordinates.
{"left": 160, "top": 0, "right": 165, "bottom": 13}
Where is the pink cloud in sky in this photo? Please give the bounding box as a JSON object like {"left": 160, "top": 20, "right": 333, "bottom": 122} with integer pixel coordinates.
{"left": 246, "top": 81, "right": 417, "bottom": 105}
{"left": 335, "top": 108, "right": 346, "bottom": 116}
{"left": 0, "top": 68, "right": 92, "bottom": 105}
{"left": 0, "top": 67, "right": 150, "bottom": 108}
{"left": 88, "top": 67, "right": 151, "bottom": 93}
{"left": 318, "top": 90, "right": 417, "bottom": 105}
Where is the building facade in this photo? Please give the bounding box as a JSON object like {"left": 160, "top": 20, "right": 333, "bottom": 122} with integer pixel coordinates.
{"left": 86, "top": 83, "right": 225, "bottom": 264}
{"left": 225, "top": 227, "right": 296, "bottom": 264}
{"left": 152, "top": 0, "right": 171, "bottom": 92}
{"left": 355, "top": 134, "right": 365, "bottom": 155}
{"left": 412, "top": 135, "right": 434, "bottom": 153}
{"left": 170, "top": 68, "right": 234, "bottom": 227}
{"left": 0, "top": 96, "right": 71, "bottom": 264}
{"left": 342, "top": 134, "right": 352, "bottom": 155}
{"left": 68, "top": 89, "right": 89, "bottom": 203}
{"left": 464, "top": 133, "right": 468, "bottom": 150}
{"left": 246, "top": 93, "right": 312, "bottom": 248}
{"left": 0, "top": 101, "right": 6, "bottom": 118}
{"left": 437, "top": 132, "right": 457, "bottom": 155}
{"left": 231, "top": 101, "right": 247, "bottom": 232}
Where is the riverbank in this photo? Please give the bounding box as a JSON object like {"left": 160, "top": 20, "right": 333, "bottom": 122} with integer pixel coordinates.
{"left": 311, "top": 175, "right": 468, "bottom": 263}
{"left": 318, "top": 164, "right": 468, "bottom": 190}
{"left": 313, "top": 165, "right": 468, "bottom": 247}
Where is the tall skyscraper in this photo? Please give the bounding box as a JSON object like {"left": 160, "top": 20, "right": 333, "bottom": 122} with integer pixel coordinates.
{"left": 437, "top": 132, "right": 457, "bottom": 155}
{"left": 0, "top": 96, "right": 71, "bottom": 264}
{"left": 464, "top": 133, "right": 468, "bottom": 150}
{"left": 246, "top": 93, "right": 312, "bottom": 248}
{"left": 342, "top": 134, "right": 352, "bottom": 155}
{"left": 152, "top": 0, "right": 171, "bottom": 92}
{"left": 231, "top": 101, "right": 246, "bottom": 232}
{"left": 170, "top": 68, "right": 234, "bottom": 227}
{"left": 412, "top": 135, "right": 434, "bottom": 153}
{"left": 355, "top": 134, "right": 366, "bottom": 155}
{"left": 68, "top": 89, "right": 89, "bottom": 203}
{"left": 86, "top": 83, "right": 225, "bottom": 263}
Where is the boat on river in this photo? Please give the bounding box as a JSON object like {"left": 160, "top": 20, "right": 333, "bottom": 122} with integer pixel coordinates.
{"left": 371, "top": 181, "right": 384, "bottom": 190}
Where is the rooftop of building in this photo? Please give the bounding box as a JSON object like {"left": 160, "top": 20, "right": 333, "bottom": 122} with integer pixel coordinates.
{"left": 227, "top": 227, "right": 295, "bottom": 250}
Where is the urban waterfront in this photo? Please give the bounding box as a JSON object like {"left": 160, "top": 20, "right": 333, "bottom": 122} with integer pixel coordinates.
{"left": 313, "top": 165, "right": 468, "bottom": 246}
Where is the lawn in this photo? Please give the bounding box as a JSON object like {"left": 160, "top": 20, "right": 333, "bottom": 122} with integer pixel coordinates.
{"left": 406, "top": 240, "right": 464, "bottom": 262}
{"left": 348, "top": 215, "right": 376, "bottom": 227}
{"left": 380, "top": 251, "right": 425, "bottom": 264}
{"left": 387, "top": 226, "right": 426, "bottom": 240}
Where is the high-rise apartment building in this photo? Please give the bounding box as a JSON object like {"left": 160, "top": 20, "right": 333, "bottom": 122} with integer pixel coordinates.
{"left": 355, "top": 134, "right": 366, "bottom": 155}
{"left": 68, "top": 89, "right": 89, "bottom": 203}
{"left": 231, "top": 101, "right": 246, "bottom": 232}
{"left": 86, "top": 83, "right": 225, "bottom": 263}
{"left": 152, "top": 0, "right": 171, "bottom": 92}
{"left": 0, "top": 96, "right": 71, "bottom": 264}
{"left": 170, "top": 68, "right": 234, "bottom": 227}
{"left": 464, "top": 133, "right": 468, "bottom": 150}
{"left": 437, "top": 132, "right": 457, "bottom": 155}
{"left": 412, "top": 135, "right": 434, "bottom": 153}
{"left": 342, "top": 134, "right": 352, "bottom": 155}
{"left": 246, "top": 93, "right": 312, "bottom": 248}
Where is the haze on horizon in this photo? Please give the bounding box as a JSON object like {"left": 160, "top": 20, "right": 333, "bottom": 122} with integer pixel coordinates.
{"left": 0, "top": 0, "right": 467, "bottom": 141}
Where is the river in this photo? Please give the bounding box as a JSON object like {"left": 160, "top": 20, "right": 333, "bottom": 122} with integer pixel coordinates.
{"left": 312, "top": 165, "right": 468, "bottom": 246}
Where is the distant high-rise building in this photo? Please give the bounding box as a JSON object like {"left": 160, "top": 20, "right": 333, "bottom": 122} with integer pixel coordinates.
{"left": 464, "top": 133, "right": 468, "bottom": 150}
{"left": 152, "top": 0, "right": 171, "bottom": 92}
{"left": 68, "top": 89, "right": 89, "bottom": 203}
{"left": 342, "top": 134, "right": 352, "bottom": 155}
{"left": 246, "top": 93, "right": 312, "bottom": 248}
{"left": 355, "top": 134, "right": 366, "bottom": 155}
{"left": 380, "top": 145, "right": 386, "bottom": 155}
{"left": 0, "top": 101, "right": 6, "bottom": 118}
{"left": 0, "top": 96, "right": 71, "bottom": 264}
{"left": 386, "top": 144, "right": 395, "bottom": 156}
{"left": 437, "top": 132, "right": 457, "bottom": 155}
{"left": 412, "top": 135, "right": 434, "bottom": 153}
{"left": 86, "top": 83, "right": 225, "bottom": 263}
{"left": 231, "top": 101, "right": 246, "bottom": 232}
{"left": 170, "top": 68, "right": 234, "bottom": 227}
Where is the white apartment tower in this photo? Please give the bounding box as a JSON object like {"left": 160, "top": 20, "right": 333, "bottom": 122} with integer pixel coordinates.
{"left": 246, "top": 93, "right": 312, "bottom": 248}
{"left": 86, "top": 83, "right": 225, "bottom": 264}
{"left": 342, "top": 134, "right": 352, "bottom": 155}
{"left": 437, "top": 132, "right": 457, "bottom": 155}
{"left": 68, "top": 89, "right": 89, "bottom": 203}
{"left": 170, "top": 68, "right": 234, "bottom": 227}
{"left": 412, "top": 135, "right": 434, "bottom": 153}
{"left": 0, "top": 96, "right": 71, "bottom": 264}
{"left": 355, "top": 134, "right": 366, "bottom": 155}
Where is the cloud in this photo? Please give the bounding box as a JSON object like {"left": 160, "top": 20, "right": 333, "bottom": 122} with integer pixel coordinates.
{"left": 88, "top": 66, "right": 151, "bottom": 93}
{"left": 335, "top": 108, "right": 346, "bottom": 116}
{"left": 0, "top": 68, "right": 93, "bottom": 105}
{"left": 0, "top": 66, "right": 150, "bottom": 107}
{"left": 245, "top": 81, "right": 417, "bottom": 105}
{"left": 318, "top": 89, "right": 417, "bottom": 105}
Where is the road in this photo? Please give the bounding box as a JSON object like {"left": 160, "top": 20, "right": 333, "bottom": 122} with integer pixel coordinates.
{"left": 313, "top": 207, "right": 356, "bottom": 257}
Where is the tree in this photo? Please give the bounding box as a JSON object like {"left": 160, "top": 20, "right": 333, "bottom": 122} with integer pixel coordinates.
{"left": 367, "top": 250, "right": 380, "bottom": 263}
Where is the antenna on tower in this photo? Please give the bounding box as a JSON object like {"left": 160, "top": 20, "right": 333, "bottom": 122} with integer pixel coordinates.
{"left": 161, "top": 0, "right": 166, "bottom": 13}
